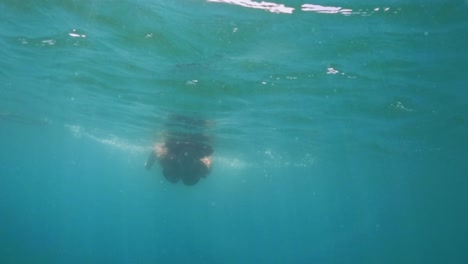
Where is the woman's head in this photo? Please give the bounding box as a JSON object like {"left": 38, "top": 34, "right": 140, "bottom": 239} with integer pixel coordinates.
{"left": 162, "top": 151, "right": 204, "bottom": 186}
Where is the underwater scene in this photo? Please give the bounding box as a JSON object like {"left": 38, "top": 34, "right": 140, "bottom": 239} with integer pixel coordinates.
{"left": 1, "top": 0, "right": 467, "bottom": 263}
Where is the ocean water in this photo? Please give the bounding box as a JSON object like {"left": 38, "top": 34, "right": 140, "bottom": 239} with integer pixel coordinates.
{"left": 1, "top": 0, "right": 468, "bottom": 263}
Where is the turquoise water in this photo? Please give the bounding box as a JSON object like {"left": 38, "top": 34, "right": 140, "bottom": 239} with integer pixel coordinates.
{"left": 1, "top": 0, "right": 468, "bottom": 263}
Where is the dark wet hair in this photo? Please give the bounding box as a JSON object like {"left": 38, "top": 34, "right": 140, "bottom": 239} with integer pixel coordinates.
{"left": 162, "top": 153, "right": 207, "bottom": 186}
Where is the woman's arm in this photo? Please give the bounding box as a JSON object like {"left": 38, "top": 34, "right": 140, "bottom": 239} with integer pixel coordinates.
{"left": 200, "top": 156, "right": 212, "bottom": 170}
{"left": 145, "top": 143, "right": 168, "bottom": 170}
{"left": 144, "top": 151, "right": 157, "bottom": 170}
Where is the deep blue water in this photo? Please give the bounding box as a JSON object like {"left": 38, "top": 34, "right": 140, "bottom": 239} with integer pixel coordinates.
{"left": 1, "top": 0, "right": 468, "bottom": 263}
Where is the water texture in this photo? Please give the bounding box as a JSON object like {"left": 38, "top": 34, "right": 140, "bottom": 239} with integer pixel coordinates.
{"left": 1, "top": 0, "right": 467, "bottom": 263}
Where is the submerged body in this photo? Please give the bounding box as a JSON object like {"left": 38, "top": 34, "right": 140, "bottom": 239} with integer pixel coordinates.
{"left": 145, "top": 115, "right": 214, "bottom": 186}
{"left": 145, "top": 136, "right": 213, "bottom": 186}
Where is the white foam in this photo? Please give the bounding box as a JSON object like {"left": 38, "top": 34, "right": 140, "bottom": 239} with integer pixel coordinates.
{"left": 64, "top": 124, "right": 147, "bottom": 153}
{"left": 208, "top": 0, "right": 294, "bottom": 14}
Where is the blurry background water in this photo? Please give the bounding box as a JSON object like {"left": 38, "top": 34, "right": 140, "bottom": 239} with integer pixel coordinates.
{"left": 1, "top": 0, "right": 467, "bottom": 263}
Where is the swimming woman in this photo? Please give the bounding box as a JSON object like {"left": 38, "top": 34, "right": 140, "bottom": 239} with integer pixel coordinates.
{"left": 145, "top": 115, "right": 214, "bottom": 186}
